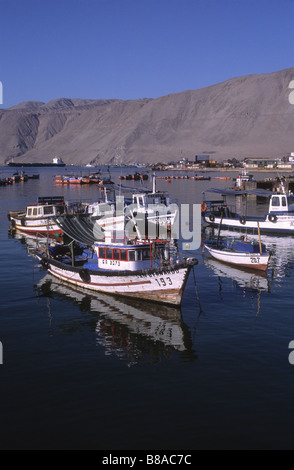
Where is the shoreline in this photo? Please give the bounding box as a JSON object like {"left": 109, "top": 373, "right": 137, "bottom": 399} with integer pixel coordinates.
{"left": 156, "top": 166, "right": 294, "bottom": 173}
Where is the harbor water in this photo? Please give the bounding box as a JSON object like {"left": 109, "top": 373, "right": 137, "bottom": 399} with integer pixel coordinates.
{"left": 1, "top": 166, "right": 294, "bottom": 450}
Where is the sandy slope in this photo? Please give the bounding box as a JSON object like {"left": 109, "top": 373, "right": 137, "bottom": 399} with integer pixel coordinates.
{"left": 1, "top": 68, "right": 294, "bottom": 165}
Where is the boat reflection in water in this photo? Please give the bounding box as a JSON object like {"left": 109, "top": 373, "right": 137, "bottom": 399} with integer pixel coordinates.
{"left": 204, "top": 226, "right": 294, "bottom": 283}
{"left": 203, "top": 257, "right": 270, "bottom": 293}
{"left": 36, "top": 274, "right": 196, "bottom": 364}
{"left": 203, "top": 252, "right": 272, "bottom": 318}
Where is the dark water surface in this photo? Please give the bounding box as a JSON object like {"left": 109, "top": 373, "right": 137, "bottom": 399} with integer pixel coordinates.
{"left": 1, "top": 166, "right": 294, "bottom": 450}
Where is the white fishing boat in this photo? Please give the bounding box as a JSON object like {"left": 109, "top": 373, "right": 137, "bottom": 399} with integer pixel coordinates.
{"left": 33, "top": 236, "right": 197, "bottom": 306}
{"left": 234, "top": 170, "right": 255, "bottom": 189}
{"left": 204, "top": 237, "right": 270, "bottom": 271}
{"left": 86, "top": 175, "right": 178, "bottom": 235}
{"left": 202, "top": 186, "right": 294, "bottom": 235}
{"left": 8, "top": 196, "right": 65, "bottom": 237}
{"left": 130, "top": 175, "right": 177, "bottom": 230}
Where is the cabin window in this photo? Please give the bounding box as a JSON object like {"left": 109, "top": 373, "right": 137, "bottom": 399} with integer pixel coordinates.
{"left": 282, "top": 197, "right": 287, "bottom": 207}
{"left": 142, "top": 249, "right": 150, "bottom": 260}
{"left": 271, "top": 196, "right": 280, "bottom": 207}
{"left": 44, "top": 206, "right": 54, "bottom": 215}
{"left": 98, "top": 247, "right": 106, "bottom": 258}
{"left": 106, "top": 248, "right": 113, "bottom": 259}
{"left": 113, "top": 249, "right": 120, "bottom": 260}
{"left": 27, "top": 208, "right": 32, "bottom": 216}
{"left": 33, "top": 208, "right": 38, "bottom": 216}
{"left": 120, "top": 250, "right": 127, "bottom": 261}
{"left": 129, "top": 250, "right": 136, "bottom": 261}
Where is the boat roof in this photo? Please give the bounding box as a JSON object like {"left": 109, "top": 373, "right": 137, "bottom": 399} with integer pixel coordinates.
{"left": 94, "top": 240, "right": 163, "bottom": 249}
{"left": 202, "top": 188, "right": 275, "bottom": 197}
{"left": 37, "top": 196, "right": 65, "bottom": 204}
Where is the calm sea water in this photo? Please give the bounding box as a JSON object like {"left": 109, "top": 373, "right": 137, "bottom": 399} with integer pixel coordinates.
{"left": 1, "top": 165, "right": 294, "bottom": 450}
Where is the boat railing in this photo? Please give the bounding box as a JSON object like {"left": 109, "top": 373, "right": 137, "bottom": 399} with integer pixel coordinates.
{"left": 204, "top": 200, "right": 238, "bottom": 218}
{"left": 101, "top": 233, "right": 172, "bottom": 246}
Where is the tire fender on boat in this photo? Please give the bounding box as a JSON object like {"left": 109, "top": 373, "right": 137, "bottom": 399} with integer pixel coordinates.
{"left": 239, "top": 216, "right": 246, "bottom": 225}
{"left": 209, "top": 214, "right": 215, "bottom": 222}
{"left": 79, "top": 268, "right": 91, "bottom": 283}
{"left": 268, "top": 214, "right": 277, "bottom": 223}
{"left": 41, "top": 259, "right": 49, "bottom": 269}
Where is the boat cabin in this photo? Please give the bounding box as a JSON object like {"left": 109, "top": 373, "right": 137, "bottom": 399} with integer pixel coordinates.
{"left": 268, "top": 193, "right": 292, "bottom": 213}
{"left": 26, "top": 196, "right": 65, "bottom": 218}
{"left": 93, "top": 240, "right": 169, "bottom": 271}
{"left": 132, "top": 192, "right": 170, "bottom": 210}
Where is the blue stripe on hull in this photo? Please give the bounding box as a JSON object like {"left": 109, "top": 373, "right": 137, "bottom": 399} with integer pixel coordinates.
{"left": 206, "top": 221, "right": 294, "bottom": 235}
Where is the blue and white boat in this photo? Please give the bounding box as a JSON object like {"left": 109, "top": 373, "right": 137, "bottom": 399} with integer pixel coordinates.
{"left": 33, "top": 236, "right": 197, "bottom": 306}
{"left": 204, "top": 236, "right": 270, "bottom": 271}
{"left": 202, "top": 186, "right": 294, "bottom": 235}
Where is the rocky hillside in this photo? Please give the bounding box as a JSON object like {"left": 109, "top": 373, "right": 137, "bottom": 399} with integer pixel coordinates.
{"left": 1, "top": 68, "right": 294, "bottom": 165}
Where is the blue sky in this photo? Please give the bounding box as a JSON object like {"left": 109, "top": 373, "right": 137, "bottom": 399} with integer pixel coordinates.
{"left": 0, "top": 0, "right": 294, "bottom": 107}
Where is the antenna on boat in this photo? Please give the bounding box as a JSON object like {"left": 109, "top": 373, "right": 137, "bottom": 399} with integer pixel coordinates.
{"left": 152, "top": 173, "right": 156, "bottom": 193}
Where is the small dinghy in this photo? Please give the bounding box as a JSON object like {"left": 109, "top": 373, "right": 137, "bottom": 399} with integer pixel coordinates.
{"left": 204, "top": 236, "right": 270, "bottom": 271}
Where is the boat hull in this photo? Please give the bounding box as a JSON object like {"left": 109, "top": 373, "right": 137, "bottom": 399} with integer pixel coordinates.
{"left": 34, "top": 252, "right": 195, "bottom": 306}
{"left": 9, "top": 214, "right": 62, "bottom": 236}
{"left": 204, "top": 244, "right": 270, "bottom": 271}
{"left": 204, "top": 213, "right": 294, "bottom": 235}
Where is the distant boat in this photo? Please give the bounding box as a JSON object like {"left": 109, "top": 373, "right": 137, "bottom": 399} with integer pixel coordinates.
{"left": 190, "top": 175, "right": 211, "bottom": 181}
{"left": 213, "top": 176, "right": 230, "bottom": 180}
{"left": 119, "top": 172, "right": 148, "bottom": 181}
{"left": 54, "top": 173, "right": 113, "bottom": 185}
{"left": 8, "top": 157, "right": 65, "bottom": 167}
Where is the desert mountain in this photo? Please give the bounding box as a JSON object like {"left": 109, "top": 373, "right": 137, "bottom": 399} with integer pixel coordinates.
{"left": 1, "top": 68, "right": 294, "bottom": 166}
